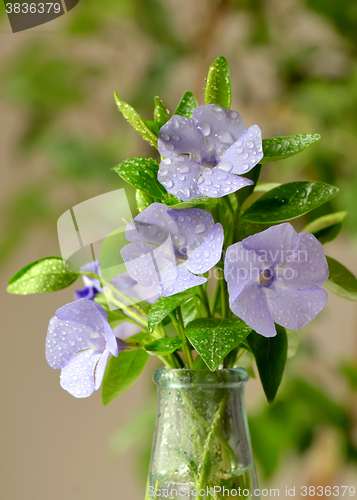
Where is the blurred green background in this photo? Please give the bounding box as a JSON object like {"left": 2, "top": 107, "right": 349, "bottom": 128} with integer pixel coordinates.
{"left": 0, "top": 0, "right": 356, "bottom": 499}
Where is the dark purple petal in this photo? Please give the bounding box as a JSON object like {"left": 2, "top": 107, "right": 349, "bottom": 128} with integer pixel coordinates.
{"left": 74, "top": 286, "right": 97, "bottom": 300}
{"left": 230, "top": 280, "right": 277, "bottom": 337}
{"left": 185, "top": 223, "right": 223, "bottom": 274}
{"left": 158, "top": 156, "right": 203, "bottom": 201}
{"left": 167, "top": 207, "right": 215, "bottom": 254}
{"left": 275, "top": 232, "right": 329, "bottom": 289}
{"left": 60, "top": 349, "right": 100, "bottom": 398}
{"left": 158, "top": 114, "right": 206, "bottom": 159}
{"left": 242, "top": 223, "right": 298, "bottom": 268}
{"left": 197, "top": 168, "right": 253, "bottom": 198}
{"left": 193, "top": 104, "right": 245, "bottom": 157}
{"left": 265, "top": 286, "right": 327, "bottom": 330}
{"left": 160, "top": 266, "right": 206, "bottom": 297}
{"left": 219, "top": 125, "right": 263, "bottom": 175}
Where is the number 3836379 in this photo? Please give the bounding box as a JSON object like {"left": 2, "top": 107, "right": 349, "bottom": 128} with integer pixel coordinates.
{"left": 5, "top": 3, "right": 62, "bottom": 13}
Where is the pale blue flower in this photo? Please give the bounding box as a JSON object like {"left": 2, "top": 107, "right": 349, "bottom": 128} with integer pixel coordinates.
{"left": 224, "top": 223, "right": 329, "bottom": 337}
{"left": 46, "top": 299, "right": 122, "bottom": 398}
{"left": 121, "top": 203, "right": 224, "bottom": 297}
{"left": 75, "top": 260, "right": 102, "bottom": 300}
{"left": 158, "top": 104, "right": 263, "bottom": 200}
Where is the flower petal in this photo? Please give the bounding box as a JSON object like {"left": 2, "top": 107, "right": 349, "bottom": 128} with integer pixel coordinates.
{"left": 74, "top": 286, "right": 97, "bottom": 300}
{"left": 46, "top": 317, "right": 98, "bottom": 369}
{"left": 193, "top": 104, "right": 245, "bottom": 157}
{"left": 197, "top": 167, "right": 253, "bottom": 198}
{"left": 94, "top": 347, "right": 111, "bottom": 391}
{"left": 265, "top": 286, "right": 327, "bottom": 330}
{"left": 224, "top": 242, "right": 262, "bottom": 303}
{"left": 167, "top": 207, "right": 215, "bottom": 254}
{"left": 60, "top": 349, "right": 100, "bottom": 398}
{"left": 158, "top": 114, "right": 206, "bottom": 159}
{"left": 160, "top": 266, "right": 206, "bottom": 297}
{"left": 185, "top": 223, "right": 223, "bottom": 274}
{"left": 121, "top": 242, "right": 162, "bottom": 288}
{"left": 242, "top": 223, "right": 298, "bottom": 268}
{"left": 158, "top": 156, "right": 203, "bottom": 201}
{"left": 219, "top": 125, "right": 263, "bottom": 175}
{"left": 55, "top": 299, "right": 108, "bottom": 336}
{"left": 275, "top": 232, "right": 329, "bottom": 289}
{"left": 125, "top": 203, "right": 176, "bottom": 245}
{"left": 230, "top": 280, "right": 277, "bottom": 337}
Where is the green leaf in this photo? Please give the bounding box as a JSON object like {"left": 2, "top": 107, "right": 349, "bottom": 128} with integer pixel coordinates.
{"left": 185, "top": 318, "right": 252, "bottom": 371}
{"left": 204, "top": 56, "right": 231, "bottom": 109}
{"left": 148, "top": 291, "right": 193, "bottom": 333}
{"left": 302, "top": 211, "right": 347, "bottom": 244}
{"left": 325, "top": 256, "right": 357, "bottom": 301}
{"left": 114, "top": 92, "right": 158, "bottom": 149}
{"left": 102, "top": 349, "right": 149, "bottom": 405}
{"left": 136, "top": 189, "right": 155, "bottom": 212}
{"left": 7, "top": 257, "right": 80, "bottom": 294}
{"left": 113, "top": 157, "right": 167, "bottom": 199}
{"left": 242, "top": 181, "right": 339, "bottom": 223}
{"left": 247, "top": 325, "right": 288, "bottom": 403}
{"left": 174, "top": 91, "right": 198, "bottom": 119}
{"left": 165, "top": 195, "right": 215, "bottom": 210}
{"left": 261, "top": 134, "right": 321, "bottom": 163}
{"left": 142, "top": 119, "right": 165, "bottom": 137}
{"left": 154, "top": 96, "right": 169, "bottom": 123}
{"left": 181, "top": 298, "right": 197, "bottom": 327}
{"left": 255, "top": 183, "right": 281, "bottom": 193}
{"left": 144, "top": 338, "right": 185, "bottom": 355}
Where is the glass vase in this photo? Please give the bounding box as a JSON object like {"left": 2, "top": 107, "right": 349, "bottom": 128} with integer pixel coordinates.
{"left": 145, "top": 368, "right": 259, "bottom": 500}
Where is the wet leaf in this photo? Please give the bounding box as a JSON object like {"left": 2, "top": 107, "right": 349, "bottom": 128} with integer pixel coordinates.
{"left": 113, "top": 157, "right": 167, "bottom": 199}
{"left": 148, "top": 291, "right": 193, "bottom": 333}
{"left": 114, "top": 92, "right": 158, "bottom": 148}
{"left": 185, "top": 318, "right": 252, "bottom": 371}
{"left": 205, "top": 56, "right": 231, "bottom": 109}
{"left": 154, "top": 96, "right": 170, "bottom": 123}
{"left": 174, "top": 91, "right": 198, "bottom": 119}
{"left": 261, "top": 134, "right": 321, "bottom": 163}
{"left": 7, "top": 257, "right": 80, "bottom": 294}
{"left": 242, "top": 181, "right": 339, "bottom": 223}
{"left": 144, "top": 337, "right": 185, "bottom": 355}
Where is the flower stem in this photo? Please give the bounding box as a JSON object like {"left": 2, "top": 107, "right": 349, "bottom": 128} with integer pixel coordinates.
{"left": 170, "top": 309, "right": 193, "bottom": 368}
{"left": 198, "top": 285, "right": 211, "bottom": 317}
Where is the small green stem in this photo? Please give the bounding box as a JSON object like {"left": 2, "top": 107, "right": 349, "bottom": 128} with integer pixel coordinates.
{"left": 198, "top": 285, "right": 211, "bottom": 317}
{"left": 105, "top": 290, "right": 147, "bottom": 328}
{"left": 212, "top": 279, "right": 221, "bottom": 316}
{"left": 170, "top": 310, "right": 193, "bottom": 368}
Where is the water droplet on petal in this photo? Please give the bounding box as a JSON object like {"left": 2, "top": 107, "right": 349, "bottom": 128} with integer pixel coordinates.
{"left": 194, "top": 223, "right": 206, "bottom": 234}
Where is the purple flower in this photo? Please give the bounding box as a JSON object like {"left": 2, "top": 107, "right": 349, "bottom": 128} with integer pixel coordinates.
{"left": 75, "top": 260, "right": 102, "bottom": 300}
{"left": 46, "top": 299, "right": 122, "bottom": 398}
{"left": 158, "top": 104, "right": 263, "bottom": 201}
{"left": 121, "top": 203, "right": 224, "bottom": 297}
{"left": 224, "top": 223, "right": 329, "bottom": 337}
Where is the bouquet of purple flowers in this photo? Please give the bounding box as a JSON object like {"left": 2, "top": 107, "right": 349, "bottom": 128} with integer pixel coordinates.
{"left": 7, "top": 56, "right": 357, "bottom": 498}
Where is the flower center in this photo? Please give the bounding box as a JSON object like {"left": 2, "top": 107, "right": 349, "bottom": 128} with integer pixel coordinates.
{"left": 259, "top": 268, "right": 275, "bottom": 287}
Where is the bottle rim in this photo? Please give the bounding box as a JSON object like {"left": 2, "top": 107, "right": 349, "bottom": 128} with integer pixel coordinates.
{"left": 153, "top": 367, "right": 249, "bottom": 388}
